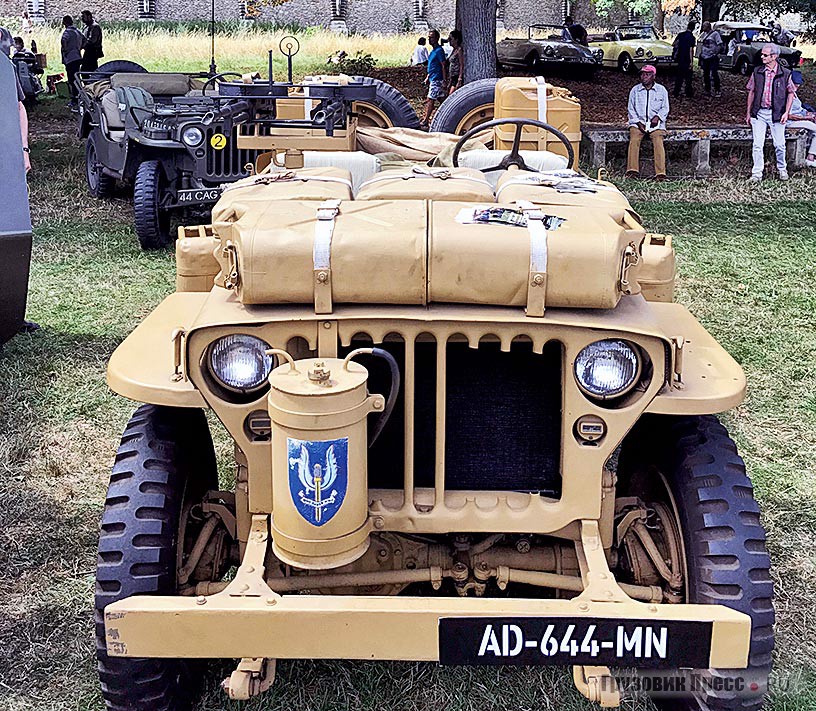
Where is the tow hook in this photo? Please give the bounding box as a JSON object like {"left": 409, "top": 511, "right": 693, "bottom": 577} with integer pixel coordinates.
{"left": 222, "top": 657, "right": 276, "bottom": 700}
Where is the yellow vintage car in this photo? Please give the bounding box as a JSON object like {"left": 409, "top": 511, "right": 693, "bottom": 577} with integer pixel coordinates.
{"left": 589, "top": 24, "right": 676, "bottom": 73}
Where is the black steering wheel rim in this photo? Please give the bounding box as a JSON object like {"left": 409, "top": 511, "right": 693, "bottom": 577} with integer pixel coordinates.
{"left": 451, "top": 117, "right": 575, "bottom": 172}
{"left": 201, "top": 72, "right": 244, "bottom": 96}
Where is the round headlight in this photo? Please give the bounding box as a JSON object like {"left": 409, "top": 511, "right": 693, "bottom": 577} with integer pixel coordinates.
{"left": 636, "top": 47, "right": 645, "bottom": 57}
{"left": 574, "top": 339, "right": 641, "bottom": 400}
{"left": 544, "top": 46, "right": 555, "bottom": 56}
{"left": 208, "top": 334, "right": 274, "bottom": 393}
{"left": 181, "top": 125, "right": 204, "bottom": 147}
{"left": 646, "top": 49, "right": 653, "bottom": 57}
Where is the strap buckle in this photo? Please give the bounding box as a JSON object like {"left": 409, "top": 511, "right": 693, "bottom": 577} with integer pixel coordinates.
{"left": 316, "top": 199, "right": 341, "bottom": 221}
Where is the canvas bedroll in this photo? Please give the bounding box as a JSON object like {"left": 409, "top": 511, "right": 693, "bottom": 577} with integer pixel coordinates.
{"left": 212, "top": 196, "right": 645, "bottom": 311}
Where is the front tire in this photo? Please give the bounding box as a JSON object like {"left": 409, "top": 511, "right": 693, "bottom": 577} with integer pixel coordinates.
{"left": 619, "top": 53, "right": 635, "bottom": 74}
{"left": 618, "top": 415, "right": 774, "bottom": 711}
{"left": 95, "top": 405, "right": 218, "bottom": 711}
{"left": 133, "top": 160, "right": 172, "bottom": 250}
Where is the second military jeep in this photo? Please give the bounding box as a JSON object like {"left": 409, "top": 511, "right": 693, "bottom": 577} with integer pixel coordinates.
{"left": 97, "top": 118, "right": 773, "bottom": 710}
{"left": 77, "top": 60, "right": 419, "bottom": 249}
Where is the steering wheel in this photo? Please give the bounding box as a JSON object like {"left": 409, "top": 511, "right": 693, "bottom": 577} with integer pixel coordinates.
{"left": 451, "top": 117, "right": 575, "bottom": 172}
{"left": 201, "top": 72, "right": 243, "bottom": 96}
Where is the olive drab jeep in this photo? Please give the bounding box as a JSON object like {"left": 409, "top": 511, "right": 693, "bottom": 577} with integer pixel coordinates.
{"left": 96, "top": 89, "right": 773, "bottom": 710}
{"left": 77, "top": 51, "right": 419, "bottom": 250}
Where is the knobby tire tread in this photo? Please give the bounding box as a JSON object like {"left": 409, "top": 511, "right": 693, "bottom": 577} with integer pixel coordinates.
{"left": 621, "top": 415, "right": 774, "bottom": 711}
{"left": 95, "top": 405, "right": 215, "bottom": 711}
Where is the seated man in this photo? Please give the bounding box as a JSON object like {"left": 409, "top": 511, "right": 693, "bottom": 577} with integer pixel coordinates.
{"left": 788, "top": 72, "right": 816, "bottom": 167}
{"left": 626, "top": 64, "right": 670, "bottom": 180}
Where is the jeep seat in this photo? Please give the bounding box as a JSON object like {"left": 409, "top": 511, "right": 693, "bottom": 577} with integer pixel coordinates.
{"left": 100, "top": 89, "right": 125, "bottom": 141}
{"left": 100, "top": 86, "right": 155, "bottom": 141}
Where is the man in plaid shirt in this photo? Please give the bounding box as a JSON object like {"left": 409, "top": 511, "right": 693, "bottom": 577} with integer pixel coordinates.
{"left": 746, "top": 43, "right": 796, "bottom": 181}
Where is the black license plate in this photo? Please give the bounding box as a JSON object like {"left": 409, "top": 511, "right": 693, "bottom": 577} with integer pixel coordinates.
{"left": 176, "top": 187, "right": 222, "bottom": 205}
{"left": 439, "top": 617, "right": 712, "bottom": 668}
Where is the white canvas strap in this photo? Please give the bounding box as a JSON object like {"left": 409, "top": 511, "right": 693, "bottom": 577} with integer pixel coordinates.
{"left": 535, "top": 76, "right": 548, "bottom": 124}
{"left": 359, "top": 168, "right": 492, "bottom": 191}
{"left": 517, "top": 199, "right": 548, "bottom": 317}
{"left": 313, "top": 199, "right": 341, "bottom": 313}
{"left": 223, "top": 172, "right": 353, "bottom": 193}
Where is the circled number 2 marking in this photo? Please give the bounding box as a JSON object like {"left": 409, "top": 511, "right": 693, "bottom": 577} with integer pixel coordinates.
{"left": 210, "top": 133, "right": 227, "bottom": 150}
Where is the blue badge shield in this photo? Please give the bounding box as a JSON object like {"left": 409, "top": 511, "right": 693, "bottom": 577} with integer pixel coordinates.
{"left": 287, "top": 437, "right": 348, "bottom": 526}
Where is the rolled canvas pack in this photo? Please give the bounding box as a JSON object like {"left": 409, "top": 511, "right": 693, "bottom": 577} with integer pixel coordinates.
{"left": 213, "top": 194, "right": 645, "bottom": 311}
{"left": 355, "top": 166, "right": 495, "bottom": 202}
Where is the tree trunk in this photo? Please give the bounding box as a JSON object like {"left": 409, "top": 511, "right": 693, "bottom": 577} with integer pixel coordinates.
{"left": 701, "top": 0, "right": 724, "bottom": 22}
{"left": 653, "top": 4, "right": 665, "bottom": 34}
{"left": 455, "top": 0, "right": 465, "bottom": 32}
{"left": 456, "top": 0, "right": 497, "bottom": 83}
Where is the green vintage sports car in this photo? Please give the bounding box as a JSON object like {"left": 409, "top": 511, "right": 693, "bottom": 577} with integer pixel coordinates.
{"left": 589, "top": 25, "right": 676, "bottom": 73}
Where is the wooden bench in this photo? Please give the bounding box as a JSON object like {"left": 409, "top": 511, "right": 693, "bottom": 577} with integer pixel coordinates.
{"left": 582, "top": 125, "right": 811, "bottom": 177}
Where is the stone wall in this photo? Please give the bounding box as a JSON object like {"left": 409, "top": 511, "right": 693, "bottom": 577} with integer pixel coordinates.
{"left": 258, "top": 0, "right": 333, "bottom": 28}
{"left": 504, "top": 0, "right": 562, "bottom": 28}
{"left": 0, "top": 0, "right": 677, "bottom": 32}
{"left": 424, "top": 0, "right": 454, "bottom": 31}
{"left": 346, "top": 0, "right": 408, "bottom": 33}
{"left": 155, "top": 0, "right": 239, "bottom": 21}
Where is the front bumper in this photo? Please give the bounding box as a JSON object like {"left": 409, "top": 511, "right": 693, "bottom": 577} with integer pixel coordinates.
{"left": 105, "top": 517, "right": 751, "bottom": 668}
{"left": 105, "top": 590, "right": 750, "bottom": 667}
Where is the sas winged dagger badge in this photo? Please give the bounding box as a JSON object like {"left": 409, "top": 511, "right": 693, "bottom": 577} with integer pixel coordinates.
{"left": 287, "top": 437, "right": 348, "bottom": 526}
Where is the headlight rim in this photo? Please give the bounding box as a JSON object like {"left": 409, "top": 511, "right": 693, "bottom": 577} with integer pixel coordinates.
{"left": 181, "top": 124, "right": 205, "bottom": 147}
{"left": 207, "top": 333, "right": 275, "bottom": 396}
{"left": 573, "top": 338, "right": 643, "bottom": 401}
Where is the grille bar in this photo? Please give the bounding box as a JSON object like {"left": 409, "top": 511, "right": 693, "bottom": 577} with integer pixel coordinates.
{"left": 434, "top": 340, "right": 446, "bottom": 509}
{"left": 403, "top": 335, "right": 416, "bottom": 509}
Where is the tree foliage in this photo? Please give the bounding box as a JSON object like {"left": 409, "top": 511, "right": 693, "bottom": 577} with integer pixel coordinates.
{"left": 592, "top": 0, "right": 656, "bottom": 19}
{"left": 243, "top": 0, "right": 290, "bottom": 20}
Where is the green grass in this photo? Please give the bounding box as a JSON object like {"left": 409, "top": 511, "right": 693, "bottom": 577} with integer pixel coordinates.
{"left": 1, "top": 97, "right": 815, "bottom": 709}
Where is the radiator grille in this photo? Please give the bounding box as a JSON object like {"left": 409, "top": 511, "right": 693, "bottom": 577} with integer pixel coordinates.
{"left": 204, "top": 126, "right": 257, "bottom": 180}
{"left": 346, "top": 337, "right": 563, "bottom": 499}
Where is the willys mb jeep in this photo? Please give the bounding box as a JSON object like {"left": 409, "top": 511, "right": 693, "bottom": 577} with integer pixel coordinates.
{"left": 98, "top": 114, "right": 773, "bottom": 710}
{"left": 77, "top": 53, "right": 418, "bottom": 250}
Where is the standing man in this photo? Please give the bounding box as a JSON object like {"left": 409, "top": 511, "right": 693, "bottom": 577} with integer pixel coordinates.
{"left": 699, "top": 21, "right": 723, "bottom": 97}
{"left": 0, "top": 26, "right": 30, "bottom": 173}
{"left": 746, "top": 43, "right": 796, "bottom": 182}
{"left": 672, "top": 20, "right": 696, "bottom": 98}
{"left": 61, "top": 16, "right": 84, "bottom": 109}
{"left": 626, "top": 64, "right": 669, "bottom": 180}
{"left": 80, "top": 10, "right": 103, "bottom": 72}
{"left": 420, "top": 29, "right": 447, "bottom": 130}
{"left": 564, "top": 15, "right": 588, "bottom": 46}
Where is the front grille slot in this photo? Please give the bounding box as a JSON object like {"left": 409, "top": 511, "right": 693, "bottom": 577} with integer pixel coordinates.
{"left": 204, "top": 126, "right": 257, "bottom": 180}
{"left": 345, "top": 336, "right": 563, "bottom": 501}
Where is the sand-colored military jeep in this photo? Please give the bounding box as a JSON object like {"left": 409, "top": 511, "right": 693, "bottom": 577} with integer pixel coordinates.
{"left": 97, "top": 118, "right": 773, "bottom": 710}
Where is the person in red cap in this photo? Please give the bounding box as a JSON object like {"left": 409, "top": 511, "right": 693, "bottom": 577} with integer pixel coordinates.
{"left": 626, "top": 64, "right": 669, "bottom": 179}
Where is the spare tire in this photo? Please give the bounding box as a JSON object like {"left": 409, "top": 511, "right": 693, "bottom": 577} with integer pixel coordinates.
{"left": 84, "top": 59, "right": 148, "bottom": 83}
{"left": 351, "top": 76, "right": 421, "bottom": 130}
{"left": 430, "top": 77, "right": 496, "bottom": 135}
